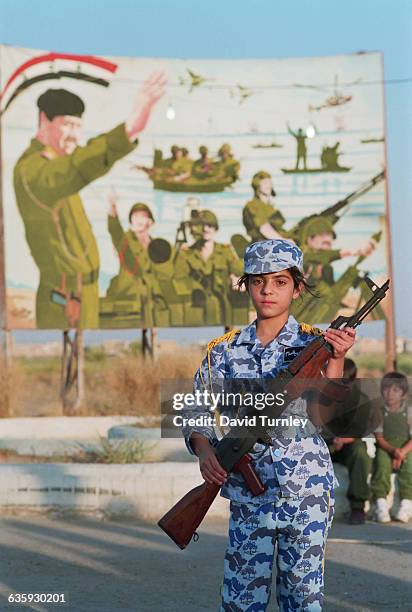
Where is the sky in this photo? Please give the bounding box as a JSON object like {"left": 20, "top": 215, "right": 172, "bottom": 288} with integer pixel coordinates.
{"left": 0, "top": 0, "right": 411, "bottom": 344}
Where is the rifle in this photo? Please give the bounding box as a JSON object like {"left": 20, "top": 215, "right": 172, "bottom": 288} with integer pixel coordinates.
{"left": 158, "top": 275, "right": 389, "bottom": 549}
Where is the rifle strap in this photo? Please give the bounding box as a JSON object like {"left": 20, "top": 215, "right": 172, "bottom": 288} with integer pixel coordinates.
{"left": 200, "top": 329, "right": 241, "bottom": 435}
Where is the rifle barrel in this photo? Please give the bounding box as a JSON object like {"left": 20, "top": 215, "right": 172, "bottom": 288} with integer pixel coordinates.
{"left": 343, "top": 279, "right": 389, "bottom": 328}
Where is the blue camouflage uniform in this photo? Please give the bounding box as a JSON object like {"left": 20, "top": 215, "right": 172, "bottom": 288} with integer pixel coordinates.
{"left": 182, "top": 239, "right": 338, "bottom": 612}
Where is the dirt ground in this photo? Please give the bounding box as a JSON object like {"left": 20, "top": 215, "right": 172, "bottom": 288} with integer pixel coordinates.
{"left": 0, "top": 513, "right": 410, "bottom": 612}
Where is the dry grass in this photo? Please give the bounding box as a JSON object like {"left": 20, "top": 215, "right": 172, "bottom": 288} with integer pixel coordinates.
{"left": 8, "top": 357, "right": 62, "bottom": 417}
{"left": 7, "top": 347, "right": 203, "bottom": 417}
{"left": 5, "top": 348, "right": 411, "bottom": 418}
{"left": 85, "top": 348, "right": 202, "bottom": 416}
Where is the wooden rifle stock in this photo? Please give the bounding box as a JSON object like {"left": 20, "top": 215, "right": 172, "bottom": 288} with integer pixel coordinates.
{"left": 233, "top": 453, "right": 267, "bottom": 496}
{"left": 158, "top": 481, "right": 220, "bottom": 549}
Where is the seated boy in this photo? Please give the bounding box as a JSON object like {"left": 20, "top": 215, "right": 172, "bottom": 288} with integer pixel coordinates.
{"left": 371, "top": 372, "right": 412, "bottom": 523}
{"left": 324, "top": 358, "right": 377, "bottom": 525}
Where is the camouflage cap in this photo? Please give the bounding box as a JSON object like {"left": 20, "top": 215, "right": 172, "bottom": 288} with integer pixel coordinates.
{"left": 301, "top": 215, "right": 336, "bottom": 243}
{"left": 244, "top": 239, "right": 303, "bottom": 274}
{"left": 129, "top": 202, "right": 155, "bottom": 222}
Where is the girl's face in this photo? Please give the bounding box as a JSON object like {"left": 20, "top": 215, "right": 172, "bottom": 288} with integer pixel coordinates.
{"left": 248, "top": 270, "right": 301, "bottom": 320}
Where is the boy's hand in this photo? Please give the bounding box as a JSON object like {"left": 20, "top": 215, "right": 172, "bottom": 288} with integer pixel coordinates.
{"left": 199, "top": 446, "right": 227, "bottom": 486}
{"left": 333, "top": 437, "right": 345, "bottom": 452}
{"left": 393, "top": 447, "right": 406, "bottom": 461}
{"left": 392, "top": 457, "right": 403, "bottom": 471}
{"left": 324, "top": 327, "right": 356, "bottom": 359}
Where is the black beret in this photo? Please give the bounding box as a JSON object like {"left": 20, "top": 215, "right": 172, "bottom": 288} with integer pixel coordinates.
{"left": 37, "top": 89, "right": 85, "bottom": 120}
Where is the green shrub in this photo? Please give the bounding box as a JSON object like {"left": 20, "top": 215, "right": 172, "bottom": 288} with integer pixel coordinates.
{"left": 91, "top": 437, "right": 156, "bottom": 463}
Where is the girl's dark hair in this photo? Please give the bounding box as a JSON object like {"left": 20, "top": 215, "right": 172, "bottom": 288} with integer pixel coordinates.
{"left": 236, "top": 266, "right": 318, "bottom": 298}
{"left": 381, "top": 371, "right": 409, "bottom": 396}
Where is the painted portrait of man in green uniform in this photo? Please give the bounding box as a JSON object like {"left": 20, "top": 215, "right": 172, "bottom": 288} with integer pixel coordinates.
{"left": 13, "top": 73, "right": 166, "bottom": 329}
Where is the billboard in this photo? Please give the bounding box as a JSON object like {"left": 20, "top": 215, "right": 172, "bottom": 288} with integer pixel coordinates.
{"left": 0, "top": 45, "right": 389, "bottom": 329}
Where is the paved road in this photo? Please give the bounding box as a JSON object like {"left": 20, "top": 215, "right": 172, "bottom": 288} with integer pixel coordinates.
{"left": 0, "top": 514, "right": 410, "bottom": 611}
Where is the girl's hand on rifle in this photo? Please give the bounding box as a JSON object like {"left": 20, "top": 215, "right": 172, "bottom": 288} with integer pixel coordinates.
{"left": 199, "top": 447, "right": 228, "bottom": 485}
{"left": 190, "top": 433, "right": 228, "bottom": 485}
{"left": 324, "top": 327, "right": 356, "bottom": 360}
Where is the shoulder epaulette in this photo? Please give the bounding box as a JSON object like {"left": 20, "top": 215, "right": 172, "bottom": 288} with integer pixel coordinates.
{"left": 299, "top": 322, "right": 324, "bottom": 336}
{"left": 207, "top": 329, "right": 241, "bottom": 352}
{"left": 199, "top": 328, "right": 241, "bottom": 390}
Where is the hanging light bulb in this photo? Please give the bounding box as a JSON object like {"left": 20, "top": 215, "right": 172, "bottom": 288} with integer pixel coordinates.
{"left": 306, "top": 123, "right": 316, "bottom": 139}
{"left": 166, "top": 102, "right": 176, "bottom": 121}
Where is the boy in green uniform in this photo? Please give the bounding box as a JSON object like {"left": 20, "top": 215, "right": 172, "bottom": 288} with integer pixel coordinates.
{"left": 371, "top": 372, "right": 412, "bottom": 523}
{"left": 324, "top": 358, "right": 378, "bottom": 525}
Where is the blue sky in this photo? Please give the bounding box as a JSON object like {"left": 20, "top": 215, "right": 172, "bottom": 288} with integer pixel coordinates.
{"left": 1, "top": 0, "right": 411, "bottom": 342}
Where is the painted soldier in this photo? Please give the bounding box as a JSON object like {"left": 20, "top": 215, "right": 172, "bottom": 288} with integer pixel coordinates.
{"left": 242, "top": 171, "right": 286, "bottom": 243}
{"left": 287, "top": 122, "right": 308, "bottom": 170}
{"left": 291, "top": 215, "right": 377, "bottom": 322}
{"left": 192, "top": 145, "right": 214, "bottom": 179}
{"left": 175, "top": 209, "right": 245, "bottom": 325}
{"left": 13, "top": 73, "right": 166, "bottom": 328}
{"left": 101, "top": 199, "right": 159, "bottom": 328}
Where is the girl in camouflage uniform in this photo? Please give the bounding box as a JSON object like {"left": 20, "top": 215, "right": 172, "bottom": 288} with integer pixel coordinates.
{"left": 183, "top": 238, "right": 355, "bottom": 611}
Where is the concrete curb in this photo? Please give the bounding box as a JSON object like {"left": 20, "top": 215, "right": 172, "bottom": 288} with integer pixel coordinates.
{"left": 0, "top": 416, "right": 152, "bottom": 439}
{"left": 0, "top": 462, "right": 229, "bottom": 520}
{"left": 0, "top": 462, "right": 360, "bottom": 520}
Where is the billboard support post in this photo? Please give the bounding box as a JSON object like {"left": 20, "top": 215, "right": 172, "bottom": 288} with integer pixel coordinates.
{"left": 381, "top": 54, "right": 397, "bottom": 372}
{"left": 60, "top": 329, "right": 85, "bottom": 414}
{"left": 0, "top": 89, "right": 10, "bottom": 417}
{"left": 142, "top": 328, "right": 157, "bottom": 360}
